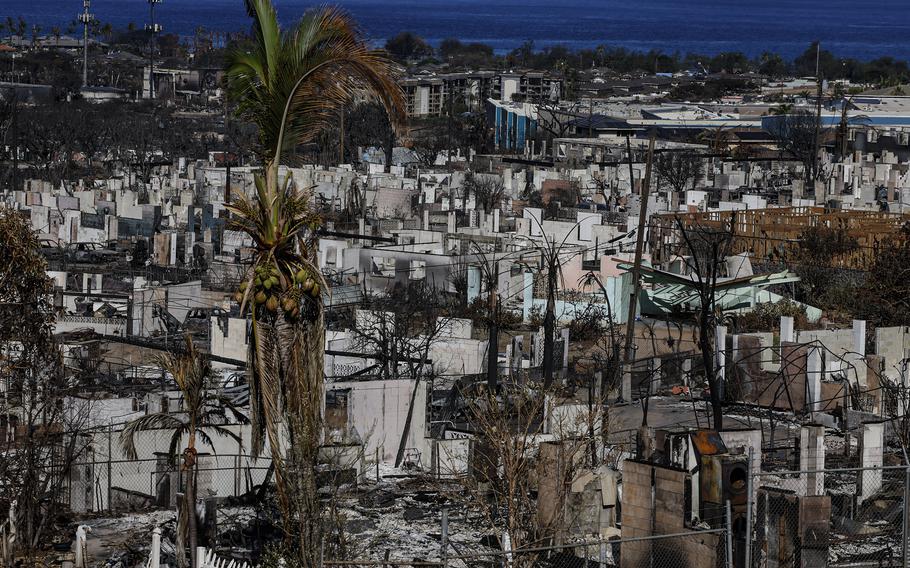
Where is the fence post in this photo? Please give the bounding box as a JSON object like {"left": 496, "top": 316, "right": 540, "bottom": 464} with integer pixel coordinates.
{"left": 107, "top": 422, "right": 113, "bottom": 512}
{"left": 150, "top": 527, "right": 161, "bottom": 568}
{"left": 725, "top": 500, "right": 734, "bottom": 568}
{"left": 599, "top": 540, "right": 607, "bottom": 567}
{"left": 196, "top": 546, "right": 206, "bottom": 568}
{"left": 441, "top": 508, "right": 449, "bottom": 568}
{"left": 745, "top": 447, "right": 754, "bottom": 568}
{"left": 74, "top": 525, "right": 90, "bottom": 568}
{"left": 234, "top": 454, "right": 240, "bottom": 496}
{"left": 903, "top": 465, "right": 910, "bottom": 568}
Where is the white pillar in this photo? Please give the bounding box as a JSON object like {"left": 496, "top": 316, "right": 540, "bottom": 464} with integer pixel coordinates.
{"left": 522, "top": 271, "right": 533, "bottom": 322}
{"left": 196, "top": 546, "right": 207, "bottom": 568}
{"left": 74, "top": 525, "right": 91, "bottom": 568}
{"left": 858, "top": 422, "right": 885, "bottom": 504}
{"left": 844, "top": 320, "right": 869, "bottom": 387}
{"left": 901, "top": 352, "right": 910, "bottom": 417}
{"left": 511, "top": 335, "right": 524, "bottom": 373}
{"left": 853, "top": 319, "right": 867, "bottom": 356}
{"left": 715, "top": 325, "right": 727, "bottom": 399}
{"left": 807, "top": 345, "right": 823, "bottom": 413}
{"left": 799, "top": 425, "right": 825, "bottom": 496}
{"left": 621, "top": 363, "right": 632, "bottom": 402}
{"left": 150, "top": 527, "right": 161, "bottom": 568}
{"left": 650, "top": 357, "right": 662, "bottom": 395}
{"left": 780, "top": 316, "right": 794, "bottom": 343}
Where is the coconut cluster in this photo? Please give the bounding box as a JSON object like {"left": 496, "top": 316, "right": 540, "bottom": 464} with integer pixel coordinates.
{"left": 234, "top": 263, "right": 320, "bottom": 319}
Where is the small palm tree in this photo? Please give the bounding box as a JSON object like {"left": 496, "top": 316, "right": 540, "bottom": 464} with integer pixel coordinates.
{"left": 225, "top": 0, "right": 404, "bottom": 562}
{"left": 120, "top": 337, "right": 246, "bottom": 568}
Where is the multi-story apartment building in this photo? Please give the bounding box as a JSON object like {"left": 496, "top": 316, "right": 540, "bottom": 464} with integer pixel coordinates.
{"left": 402, "top": 70, "right": 561, "bottom": 117}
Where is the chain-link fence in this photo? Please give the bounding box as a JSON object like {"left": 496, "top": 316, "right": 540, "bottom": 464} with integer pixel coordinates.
{"left": 66, "top": 453, "right": 272, "bottom": 514}
{"left": 324, "top": 529, "right": 729, "bottom": 568}
{"left": 749, "top": 465, "right": 909, "bottom": 568}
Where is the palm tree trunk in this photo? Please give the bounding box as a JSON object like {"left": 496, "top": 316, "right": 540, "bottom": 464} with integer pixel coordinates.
{"left": 186, "top": 461, "right": 198, "bottom": 567}
{"left": 543, "top": 266, "right": 557, "bottom": 388}
{"left": 280, "top": 310, "right": 325, "bottom": 563}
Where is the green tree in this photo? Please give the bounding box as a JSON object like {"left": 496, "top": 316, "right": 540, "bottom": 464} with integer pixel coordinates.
{"left": 0, "top": 209, "right": 80, "bottom": 554}
{"left": 758, "top": 51, "right": 789, "bottom": 78}
{"left": 225, "top": 0, "right": 404, "bottom": 562}
{"left": 860, "top": 224, "right": 910, "bottom": 326}
{"left": 120, "top": 338, "right": 246, "bottom": 568}
{"left": 788, "top": 226, "right": 859, "bottom": 308}
{"left": 384, "top": 31, "right": 433, "bottom": 62}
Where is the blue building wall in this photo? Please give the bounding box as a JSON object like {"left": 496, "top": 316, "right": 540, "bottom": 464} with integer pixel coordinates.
{"left": 487, "top": 101, "right": 538, "bottom": 151}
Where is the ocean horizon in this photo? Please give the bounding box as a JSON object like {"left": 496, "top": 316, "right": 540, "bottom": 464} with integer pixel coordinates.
{"left": 4, "top": 0, "right": 910, "bottom": 62}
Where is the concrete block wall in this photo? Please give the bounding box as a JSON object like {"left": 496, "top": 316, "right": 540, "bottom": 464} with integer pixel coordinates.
{"left": 621, "top": 460, "right": 720, "bottom": 568}
{"left": 875, "top": 327, "right": 909, "bottom": 397}
{"left": 620, "top": 460, "right": 653, "bottom": 568}
{"left": 858, "top": 422, "right": 885, "bottom": 504}
{"left": 799, "top": 425, "right": 825, "bottom": 496}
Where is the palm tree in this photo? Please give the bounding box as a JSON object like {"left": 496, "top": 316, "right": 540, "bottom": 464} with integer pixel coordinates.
{"left": 770, "top": 103, "right": 794, "bottom": 115}
{"left": 120, "top": 338, "right": 246, "bottom": 568}
{"left": 697, "top": 124, "right": 733, "bottom": 153}
{"left": 224, "top": 0, "right": 404, "bottom": 561}
{"left": 100, "top": 22, "right": 113, "bottom": 44}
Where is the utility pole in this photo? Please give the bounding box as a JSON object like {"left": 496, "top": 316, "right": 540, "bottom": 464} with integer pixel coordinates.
{"left": 446, "top": 85, "right": 454, "bottom": 163}
{"left": 625, "top": 134, "right": 636, "bottom": 196}
{"left": 145, "top": 0, "right": 163, "bottom": 99}
{"left": 339, "top": 104, "right": 345, "bottom": 164}
{"left": 622, "top": 135, "right": 655, "bottom": 363}
{"left": 486, "top": 260, "right": 500, "bottom": 391}
{"left": 78, "top": 0, "right": 93, "bottom": 88}
{"left": 588, "top": 95, "right": 594, "bottom": 138}
{"left": 812, "top": 41, "right": 823, "bottom": 184}
{"left": 11, "top": 97, "right": 18, "bottom": 193}
{"left": 224, "top": 100, "right": 232, "bottom": 205}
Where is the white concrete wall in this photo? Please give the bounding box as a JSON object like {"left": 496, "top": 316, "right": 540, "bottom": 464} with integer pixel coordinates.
{"left": 166, "top": 280, "right": 204, "bottom": 323}
{"left": 75, "top": 423, "right": 271, "bottom": 513}
{"left": 326, "top": 378, "right": 430, "bottom": 467}
{"left": 210, "top": 316, "right": 249, "bottom": 365}
{"left": 54, "top": 316, "right": 127, "bottom": 336}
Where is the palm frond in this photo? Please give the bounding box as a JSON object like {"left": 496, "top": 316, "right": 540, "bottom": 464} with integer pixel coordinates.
{"left": 196, "top": 425, "right": 244, "bottom": 454}
{"left": 226, "top": 2, "right": 405, "bottom": 170}
{"left": 119, "top": 413, "right": 185, "bottom": 461}
{"left": 169, "top": 425, "right": 190, "bottom": 465}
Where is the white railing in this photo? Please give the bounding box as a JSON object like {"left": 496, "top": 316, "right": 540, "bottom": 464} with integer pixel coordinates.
{"left": 196, "top": 547, "right": 256, "bottom": 568}
{"left": 144, "top": 527, "right": 256, "bottom": 568}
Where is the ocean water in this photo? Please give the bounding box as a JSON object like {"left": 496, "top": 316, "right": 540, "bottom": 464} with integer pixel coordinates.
{"left": 5, "top": 0, "right": 910, "bottom": 61}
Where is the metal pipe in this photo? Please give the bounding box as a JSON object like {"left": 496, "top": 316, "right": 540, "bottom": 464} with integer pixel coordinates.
{"left": 903, "top": 466, "right": 909, "bottom": 567}
{"left": 745, "top": 447, "right": 754, "bottom": 568}
{"left": 752, "top": 464, "right": 907, "bottom": 476}
{"left": 725, "top": 500, "right": 734, "bottom": 568}
{"left": 623, "top": 135, "right": 655, "bottom": 363}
